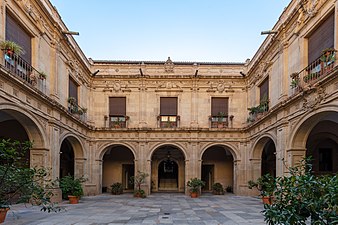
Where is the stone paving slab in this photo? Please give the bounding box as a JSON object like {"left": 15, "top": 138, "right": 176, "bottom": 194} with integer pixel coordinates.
{"left": 3, "top": 193, "right": 266, "bottom": 225}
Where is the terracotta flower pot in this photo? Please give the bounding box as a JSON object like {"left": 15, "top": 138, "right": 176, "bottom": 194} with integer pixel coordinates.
{"left": 0, "top": 208, "right": 9, "bottom": 223}
{"left": 190, "top": 192, "right": 198, "bottom": 198}
{"left": 262, "top": 196, "right": 272, "bottom": 204}
{"left": 68, "top": 195, "right": 79, "bottom": 204}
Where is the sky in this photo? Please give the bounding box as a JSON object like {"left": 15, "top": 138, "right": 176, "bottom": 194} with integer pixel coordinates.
{"left": 50, "top": 0, "right": 291, "bottom": 63}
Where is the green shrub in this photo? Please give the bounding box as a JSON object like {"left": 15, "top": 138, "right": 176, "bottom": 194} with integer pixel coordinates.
{"left": 111, "top": 182, "right": 123, "bottom": 195}
{"left": 212, "top": 183, "right": 224, "bottom": 195}
{"left": 263, "top": 158, "right": 338, "bottom": 225}
{"left": 58, "top": 175, "right": 86, "bottom": 199}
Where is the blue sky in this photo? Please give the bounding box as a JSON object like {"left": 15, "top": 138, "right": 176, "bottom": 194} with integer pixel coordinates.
{"left": 50, "top": 0, "right": 290, "bottom": 62}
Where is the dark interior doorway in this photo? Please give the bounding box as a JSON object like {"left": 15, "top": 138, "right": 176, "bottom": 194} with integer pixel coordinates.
{"left": 122, "top": 164, "right": 134, "bottom": 190}
{"left": 158, "top": 160, "right": 178, "bottom": 191}
{"left": 201, "top": 165, "right": 214, "bottom": 191}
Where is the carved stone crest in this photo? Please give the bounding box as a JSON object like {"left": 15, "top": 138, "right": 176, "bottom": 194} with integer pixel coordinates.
{"left": 164, "top": 57, "right": 174, "bottom": 73}
{"left": 302, "top": 87, "right": 326, "bottom": 110}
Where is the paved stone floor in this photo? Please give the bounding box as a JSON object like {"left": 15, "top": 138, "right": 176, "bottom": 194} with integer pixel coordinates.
{"left": 3, "top": 193, "right": 266, "bottom": 225}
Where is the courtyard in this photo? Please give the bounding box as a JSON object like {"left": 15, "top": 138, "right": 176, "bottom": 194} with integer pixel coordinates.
{"left": 3, "top": 193, "right": 265, "bottom": 225}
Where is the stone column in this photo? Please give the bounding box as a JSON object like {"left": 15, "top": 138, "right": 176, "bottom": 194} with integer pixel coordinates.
{"left": 276, "top": 125, "right": 288, "bottom": 176}
{"left": 286, "top": 148, "right": 307, "bottom": 170}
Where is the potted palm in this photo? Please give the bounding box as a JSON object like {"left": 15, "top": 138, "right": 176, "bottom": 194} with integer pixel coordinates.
{"left": 187, "top": 178, "right": 205, "bottom": 198}
{"left": 0, "top": 40, "right": 24, "bottom": 56}
{"left": 59, "top": 175, "right": 86, "bottom": 204}
{"left": 130, "top": 171, "right": 149, "bottom": 198}
{"left": 248, "top": 173, "right": 275, "bottom": 204}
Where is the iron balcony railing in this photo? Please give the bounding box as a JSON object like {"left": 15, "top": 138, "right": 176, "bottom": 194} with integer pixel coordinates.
{"left": 210, "top": 116, "right": 228, "bottom": 128}
{"left": 68, "top": 101, "right": 87, "bottom": 122}
{"left": 109, "top": 116, "right": 129, "bottom": 128}
{"left": 291, "top": 49, "right": 336, "bottom": 94}
{"left": 2, "top": 50, "right": 46, "bottom": 94}
{"left": 158, "top": 115, "right": 180, "bottom": 128}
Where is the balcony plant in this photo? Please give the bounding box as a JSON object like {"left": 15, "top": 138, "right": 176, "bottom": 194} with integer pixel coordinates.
{"left": 58, "top": 175, "right": 86, "bottom": 204}
{"left": 248, "top": 173, "right": 275, "bottom": 204}
{"left": 130, "top": 171, "right": 149, "bottom": 198}
{"left": 212, "top": 182, "right": 224, "bottom": 195}
{"left": 111, "top": 182, "right": 123, "bottom": 195}
{"left": 0, "top": 40, "right": 24, "bottom": 56}
{"left": 0, "top": 139, "right": 60, "bottom": 223}
{"left": 187, "top": 178, "right": 205, "bottom": 198}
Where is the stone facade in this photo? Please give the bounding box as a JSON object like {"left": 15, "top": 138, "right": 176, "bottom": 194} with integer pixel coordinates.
{"left": 0, "top": 0, "right": 337, "bottom": 197}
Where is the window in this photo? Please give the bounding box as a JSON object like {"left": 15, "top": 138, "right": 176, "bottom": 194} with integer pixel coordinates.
{"left": 308, "top": 12, "right": 334, "bottom": 64}
{"left": 211, "top": 97, "right": 228, "bottom": 128}
{"left": 259, "top": 78, "right": 269, "bottom": 103}
{"left": 259, "top": 78, "right": 269, "bottom": 112}
{"left": 109, "top": 97, "right": 127, "bottom": 128}
{"left": 68, "top": 77, "right": 78, "bottom": 103}
{"left": 6, "top": 13, "right": 31, "bottom": 63}
{"left": 160, "top": 97, "right": 178, "bottom": 128}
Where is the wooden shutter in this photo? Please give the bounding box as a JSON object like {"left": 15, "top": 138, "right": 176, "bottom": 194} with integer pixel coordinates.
{"left": 68, "top": 77, "right": 78, "bottom": 102}
{"left": 308, "top": 13, "right": 334, "bottom": 63}
{"left": 260, "top": 78, "right": 269, "bottom": 102}
{"left": 5, "top": 13, "right": 31, "bottom": 63}
{"left": 211, "top": 97, "right": 229, "bottom": 116}
{"left": 109, "top": 97, "right": 126, "bottom": 116}
{"left": 160, "top": 97, "right": 177, "bottom": 115}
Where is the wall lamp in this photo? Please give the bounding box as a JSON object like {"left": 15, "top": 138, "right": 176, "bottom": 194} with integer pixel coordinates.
{"left": 261, "top": 30, "right": 278, "bottom": 35}
{"left": 139, "top": 68, "right": 144, "bottom": 76}
{"left": 240, "top": 71, "right": 246, "bottom": 77}
{"left": 92, "top": 70, "right": 100, "bottom": 76}
{"left": 62, "top": 30, "right": 80, "bottom": 35}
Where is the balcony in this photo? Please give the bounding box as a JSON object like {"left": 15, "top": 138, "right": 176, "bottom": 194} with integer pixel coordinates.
{"left": 67, "top": 98, "right": 87, "bottom": 122}
{"left": 247, "top": 100, "right": 269, "bottom": 123}
{"left": 210, "top": 116, "right": 228, "bottom": 128}
{"left": 158, "top": 115, "right": 180, "bottom": 128}
{"left": 291, "top": 49, "right": 336, "bottom": 94}
{"left": 1, "top": 50, "right": 46, "bottom": 94}
{"left": 109, "top": 116, "right": 129, "bottom": 128}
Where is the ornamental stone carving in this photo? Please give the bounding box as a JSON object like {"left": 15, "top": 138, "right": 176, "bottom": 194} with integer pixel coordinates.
{"left": 164, "top": 57, "right": 174, "bottom": 73}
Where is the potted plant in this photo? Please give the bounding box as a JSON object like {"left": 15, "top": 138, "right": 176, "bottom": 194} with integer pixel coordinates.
{"left": 226, "top": 185, "right": 233, "bottom": 193}
{"left": 58, "top": 175, "right": 86, "bottom": 204}
{"left": 212, "top": 183, "right": 224, "bottom": 195}
{"left": 187, "top": 178, "right": 205, "bottom": 198}
{"left": 217, "top": 112, "right": 226, "bottom": 128}
{"left": 248, "top": 173, "right": 275, "bottom": 204}
{"left": 111, "top": 182, "right": 123, "bottom": 195}
{"left": 67, "top": 97, "right": 76, "bottom": 104}
{"left": 0, "top": 40, "right": 24, "bottom": 56}
{"left": 0, "top": 139, "right": 60, "bottom": 223}
{"left": 130, "top": 171, "right": 149, "bottom": 198}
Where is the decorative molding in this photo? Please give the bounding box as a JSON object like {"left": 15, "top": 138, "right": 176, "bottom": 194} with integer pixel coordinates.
{"left": 302, "top": 87, "right": 327, "bottom": 110}
{"left": 155, "top": 81, "right": 182, "bottom": 92}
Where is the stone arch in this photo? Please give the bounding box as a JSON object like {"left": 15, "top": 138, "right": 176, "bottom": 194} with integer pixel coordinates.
{"left": 289, "top": 105, "right": 338, "bottom": 150}
{"left": 250, "top": 134, "right": 277, "bottom": 181}
{"left": 288, "top": 105, "right": 338, "bottom": 167}
{"left": 0, "top": 103, "right": 46, "bottom": 148}
{"left": 98, "top": 142, "right": 137, "bottom": 160}
{"left": 59, "top": 132, "right": 85, "bottom": 159}
{"left": 250, "top": 133, "right": 277, "bottom": 160}
{"left": 199, "top": 142, "right": 239, "bottom": 161}
{"left": 148, "top": 142, "right": 188, "bottom": 161}
{"left": 100, "top": 143, "right": 136, "bottom": 193}
{"left": 200, "top": 143, "right": 237, "bottom": 194}
{"left": 59, "top": 133, "right": 86, "bottom": 180}
{"left": 150, "top": 144, "right": 186, "bottom": 193}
